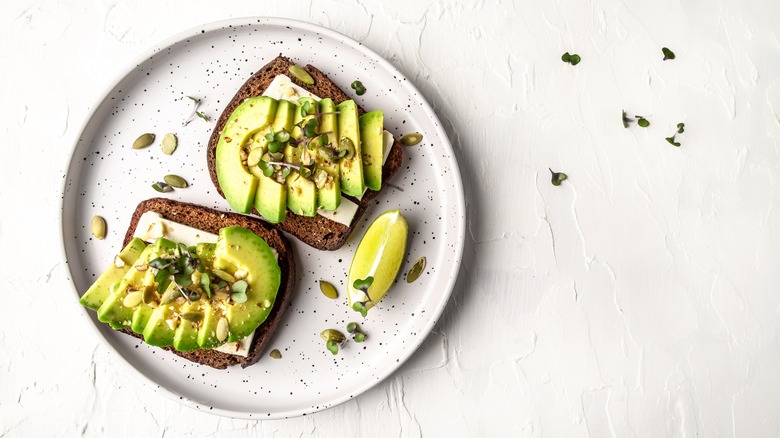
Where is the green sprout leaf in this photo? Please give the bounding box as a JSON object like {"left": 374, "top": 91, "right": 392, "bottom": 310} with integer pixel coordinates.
{"left": 276, "top": 130, "right": 290, "bottom": 143}
{"left": 265, "top": 130, "right": 275, "bottom": 142}
{"left": 195, "top": 111, "right": 210, "bottom": 122}
{"left": 155, "top": 268, "right": 172, "bottom": 294}
{"left": 346, "top": 322, "right": 358, "bottom": 333}
{"left": 353, "top": 276, "right": 374, "bottom": 292}
{"left": 549, "top": 168, "right": 568, "bottom": 186}
{"left": 562, "top": 52, "right": 581, "bottom": 65}
{"left": 622, "top": 110, "right": 634, "bottom": 128}
{"left": 662, "top": 47, "right": 676, "bottom": 61}
{"left": 351, "top": 80, "right": 366, "bottom": 96}
{"left": 258, "top": 160, "right": 274, "bottom": 177}
{"left": 231, "top": 280, "right": 248, "bottom": 303}
{"left": 353, "top": 332, "right": 366, "bottom": 343}
{"left": 665, "top": 136, "right": 681, "bottom": 147}
{"left": 300, "top": 100, "right": 312, "bottom": 117}
{"left": 677, "top": 123, "right": 685, "bottom": 134}
{"left": 200, "top": 274, "right": 211, "bottom": 298}
{"left": 352, "top": 302, "right": 368, "bottom": 317}
{"left": 326, "top": 339, "right": 339, "bottom": 355}
{"left": 304, "top": 118, "right": 319, "bottom": 138}
{"left": 637, "top": 117, "right": 650, "bottom": 128}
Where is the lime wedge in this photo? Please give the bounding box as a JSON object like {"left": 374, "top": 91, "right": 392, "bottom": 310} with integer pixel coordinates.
{"left": 347, "top": 210, "right": 408, "bottom": 314}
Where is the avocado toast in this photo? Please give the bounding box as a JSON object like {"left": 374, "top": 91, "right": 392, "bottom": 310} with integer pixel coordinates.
{"left": 206, "top": 55, "right": 405, "bottom": 250}
{"left": 80, "top": 198, "right": 296, "bottom": 369}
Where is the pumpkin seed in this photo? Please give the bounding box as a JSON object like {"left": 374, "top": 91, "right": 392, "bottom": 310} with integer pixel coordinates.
{"left": 152, "top": 182, "right": 173, "bottom": 193}
{"left": 143, "top": 288, "right": 157, "bottom": 304}
{"left": 123, "top": 291, "right": 143, "bottom": 308}
{"left": 270, "top": 349, "right": 282, "bottom": 359}
{"left": 217, "top": 317, "right": 229, "bottom": 342}
{"left": 288, "top": 65, "right": 315, "bottom": 85}
{"left": 400, "top": 132, "right": 423, "bottom": 146}
{"left": 319, "top": 280, "right": 338, "bottom": 299}
{"left": 180, "top": 311, "right": 203, "bottom": 322}
{"left": 212, "top": 269, "right": 235, "bottom": 283}
{"left": 132, "top": 133, "right": 155, "bottom": 149}
{"left": 320, "top": 329, "right": 345, "bottom": 343}
{"left": 161, "top": 133, "right": 177, "bottom": 155}
{"left": 163, "top": 174, "right": 188, "bottom": 189}
{"left": 160, "top": 287, "right": 179, "bottom": 305}
{"left": 91, "top": 215, "right": 107, "bottom": 240}
{"left": 406, "top": 256, "right": 426, "bottom": 283}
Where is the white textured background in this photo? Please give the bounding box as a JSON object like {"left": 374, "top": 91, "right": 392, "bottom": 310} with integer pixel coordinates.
{"left": 2, "top": 0, "right": 780, "bottom": 436}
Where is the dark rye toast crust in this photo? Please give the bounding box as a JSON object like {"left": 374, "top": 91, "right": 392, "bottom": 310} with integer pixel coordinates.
{"left": 206, "top": 55, "right": 404, "bottom": 250}
{"left": 119, "top": 198, "right": 296, "bottom": 369}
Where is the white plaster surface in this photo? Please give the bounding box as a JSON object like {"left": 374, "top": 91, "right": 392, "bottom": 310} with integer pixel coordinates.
{"left": 2, "top": 0, "right": 780, "bottom": 436}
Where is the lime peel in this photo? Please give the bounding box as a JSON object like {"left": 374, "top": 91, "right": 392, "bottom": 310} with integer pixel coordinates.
{"left": 347, "top": 210, "right": 408, "bottom": 313}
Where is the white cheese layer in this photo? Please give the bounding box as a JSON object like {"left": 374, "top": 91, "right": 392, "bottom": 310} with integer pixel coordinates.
{"left": 261, "top": 74, "right": 395, "bottom": 225}
{"left": 133, "top": 212, "right": 254, "bottom": 357}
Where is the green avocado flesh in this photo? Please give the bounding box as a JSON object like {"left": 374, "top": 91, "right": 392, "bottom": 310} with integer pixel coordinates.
{"left": 216, "top": 96, "right": 278, "bottom": 214}
{"left": 80, "top": 238, "right": 146, "bottom": 311}
{"left": 213, "top": 91, "right": 386, "bottom": 219}
{"left": 82, "top": 227, "right": 282, "bottom": 352}
{"left": 336, "top": 99, "right": 366, "bottom": 197}
{"left": 213, "top": 226, "right": 282, "bottom": 342}
{"left": 359, "top": 110, "right": 384, "bottom": 191}
{"left": 254, "top": 99, "right": 296, "bottom": 223}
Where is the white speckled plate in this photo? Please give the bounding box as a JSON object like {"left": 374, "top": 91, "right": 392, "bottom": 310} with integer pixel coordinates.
{"left": 60, "top": 17, "right": 464, "bottom": 419}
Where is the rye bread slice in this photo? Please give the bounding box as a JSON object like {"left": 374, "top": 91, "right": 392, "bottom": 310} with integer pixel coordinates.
{"left": 206, "top": 55, "right": 404, "bottom": 250}
{"left": 119, "top": 198, "right": 296, "bottom": 369}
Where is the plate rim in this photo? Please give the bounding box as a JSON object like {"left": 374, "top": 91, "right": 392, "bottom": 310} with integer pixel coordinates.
{"left": 59, "top": 16, "right": 466, "bottom": 419}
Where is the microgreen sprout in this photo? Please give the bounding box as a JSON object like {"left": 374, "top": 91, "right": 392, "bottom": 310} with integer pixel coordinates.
{"left": 346, "top": 322, "right": 366, "bottom": 342}
{"left": 182, "top": 96, "right": 202, "bottom": 126}
{"left": 351, "top": 80, "right": 366, "bottom": 95}
{"left": 561, "top": 52, "right": 581, "bottom": 66}
{"left": 195, "top": 111, "right": 210, "bottom": 122}
{"left": 622, "top": 111, "right": 634, "bottom": 128}
{"left": 662, "top": 47, "right": 676, "bottom": 61}
{"left": 636, "top": 116, "right": 650, "bottom": 128}
{"left": 231, "top": 280, "right": 249, "bottom": 303}
{"left": 351, "top": 276, "right": 375, "bottom": 317}
{"left": 677, "top": 123, "right": 685, "bottom": 134}
{"left": 549, "top": 168, "right": 568, "bottom": 186}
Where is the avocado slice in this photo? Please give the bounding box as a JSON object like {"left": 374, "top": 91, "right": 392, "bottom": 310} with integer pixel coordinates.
{"left": 335, "top": 100, "right": 365, "bottom": 196}
{"left": 80, "top": 238, "right": 146, "bottom": 311}
{"left": 197, "top": 299, "right": 225, "bottom": 349}
{"left": 314, "top": 98, "right": 341, "bottom": 211}
{"left": 359, "top": 110, "right": 384, "bottom": 191}
{"left": 97, "top": 239, "right": 175, "bottom": 328}
{"left": 253, "top": 99, "right": 296, "bottom": 223}
{"left": 173, "top": 300, "right": 204, "bottom": 351}
{"left": 130, "top": 298, "right": 155, "bottom": 335}
{"left": 194, "top": 242, "right": 216, "bottom": 266}
{"left": 212, "top": 227, "right": 282, "bottom": 343}
{"left": 286, "top": 170, "right": 318, "bottom": 216}
{"left": 215, "top": 96, "right": 279, "bottom": 214}
{"left": 142, "top": 303, "right": 177, "bottom": 347}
